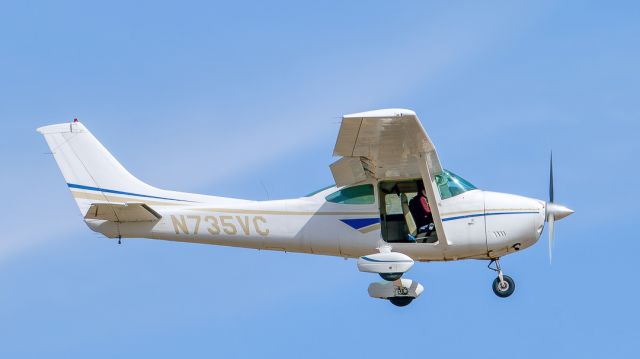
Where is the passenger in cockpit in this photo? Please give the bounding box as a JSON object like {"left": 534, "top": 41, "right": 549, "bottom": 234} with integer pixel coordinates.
{"left": 409, "top": 181, "right": 434, "bottom": 235}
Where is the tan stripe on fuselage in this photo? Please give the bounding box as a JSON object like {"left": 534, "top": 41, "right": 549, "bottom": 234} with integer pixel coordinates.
{"left": 188, "top": 208, "right": 380, "bottom": 216}
{"left": 73, "top": 190, "right": 537, "bottom": 219}
{"left": 360, "top": 224, "right": 381, "bottom": 233}
{"left": 71, "top": 191, "right": 183, "bottom": 206}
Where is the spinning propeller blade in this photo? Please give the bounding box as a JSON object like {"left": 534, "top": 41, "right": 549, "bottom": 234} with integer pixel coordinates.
{"left": 549, "top": 153, "right": 554, "bottom": 203}
{"left": 548, "top": 213, "right": 555, "bottom": 264}
{"left": 545, "top": 152, "right": 574, "bottom": 264}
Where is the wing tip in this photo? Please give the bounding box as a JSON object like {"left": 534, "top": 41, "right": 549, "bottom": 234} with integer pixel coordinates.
{"left": 343, "top": 108, "right": 416, "bottom": 119}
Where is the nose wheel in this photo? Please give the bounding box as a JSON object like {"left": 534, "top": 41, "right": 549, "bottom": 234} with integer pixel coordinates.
{"left": 488, "top": 259, "right": 515, "bottom": 298}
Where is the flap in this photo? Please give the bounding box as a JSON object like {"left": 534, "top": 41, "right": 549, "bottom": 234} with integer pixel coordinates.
{"left": 329, "top": 156, "right": 368, "bottom": 187}
{"left": 84, "top": 202, "right": 161, "bottom": 222}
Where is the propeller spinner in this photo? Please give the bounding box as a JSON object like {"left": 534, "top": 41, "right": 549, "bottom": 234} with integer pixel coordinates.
{"left": 545, "top": 153, "right": 574, "bottom": 263}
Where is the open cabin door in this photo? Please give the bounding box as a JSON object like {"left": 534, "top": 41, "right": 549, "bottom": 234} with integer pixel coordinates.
{"left": 378, "top": 179, "right": 439, "bottom": 244}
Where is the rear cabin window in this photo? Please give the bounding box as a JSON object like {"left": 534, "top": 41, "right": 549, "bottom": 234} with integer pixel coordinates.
{"left": 325, "top": 184, "right": 375, "bottom": 205}
{"left": 384, "top": 192, "right": 417, "bottom": 215}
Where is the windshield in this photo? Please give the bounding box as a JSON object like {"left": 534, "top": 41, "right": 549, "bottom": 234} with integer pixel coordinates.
{"left": 435, "top": 170, "right": 477, "bottom": 199}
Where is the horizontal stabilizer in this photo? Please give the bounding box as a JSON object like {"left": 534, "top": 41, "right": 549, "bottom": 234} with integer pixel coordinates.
{"left": 84, "top": 202, "right": 161, "bottom": 222}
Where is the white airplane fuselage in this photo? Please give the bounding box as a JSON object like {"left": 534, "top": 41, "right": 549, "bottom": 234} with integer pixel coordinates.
{"left": 80, "top": 183, "right": 546, "bottom": 262}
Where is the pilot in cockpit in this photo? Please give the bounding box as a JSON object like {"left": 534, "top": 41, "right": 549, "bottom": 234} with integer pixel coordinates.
{"left": 409, "top": 181, "right": 434, "bottom": 236}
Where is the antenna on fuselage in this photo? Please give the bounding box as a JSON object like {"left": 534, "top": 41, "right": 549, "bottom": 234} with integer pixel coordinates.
{"left": 260, "top": 180, "right": 271, "bottom": 201}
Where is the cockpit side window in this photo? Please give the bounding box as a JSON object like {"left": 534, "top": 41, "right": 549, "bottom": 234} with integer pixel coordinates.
{"left": 325, "top": 184, "right": 375, "bottom": 205}
{"left": 435, "top": 170, "right": 477, "bottom": 199}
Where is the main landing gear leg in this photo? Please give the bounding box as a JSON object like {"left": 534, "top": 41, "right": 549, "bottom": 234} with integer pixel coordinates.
{"left": 488, "top": 258, "right": 515, "bottom": 298}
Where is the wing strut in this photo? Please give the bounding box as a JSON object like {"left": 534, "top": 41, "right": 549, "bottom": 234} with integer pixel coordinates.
{"left": 417, "top": 152, "right": 449, "bottom": 247}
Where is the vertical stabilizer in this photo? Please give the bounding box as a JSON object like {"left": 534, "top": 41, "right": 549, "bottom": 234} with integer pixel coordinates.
{"left": 37, "top": 121, "right": 155, "bottom": 215}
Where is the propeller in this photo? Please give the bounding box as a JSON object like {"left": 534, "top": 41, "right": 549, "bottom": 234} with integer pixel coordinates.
{"left": 545, "top": 152, "right": 574, "bottom": 264}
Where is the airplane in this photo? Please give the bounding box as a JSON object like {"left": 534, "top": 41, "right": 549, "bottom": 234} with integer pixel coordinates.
{"left": 37, "top": 109, "right": 574, "bottom": 307}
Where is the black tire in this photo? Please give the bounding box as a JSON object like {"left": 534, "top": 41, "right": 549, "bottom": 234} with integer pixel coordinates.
{"left": 389, "top": 297, "right": 413, "bottom": 307}
{"left": 492, "top": 275, "right": 515, "bottom": 298}
{"left": 379, "top": 272, "right": 403, "bottom": 281}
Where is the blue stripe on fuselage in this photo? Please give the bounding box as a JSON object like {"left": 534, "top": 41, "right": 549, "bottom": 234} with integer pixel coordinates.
{"left": 67, "top": 183, "right": 194, "bottom": 202}
{"left": 340, "top": 217, "right": 381, "bottom": 230}
{"left": 442, "top": 211, "right": 538, "bottom": 222}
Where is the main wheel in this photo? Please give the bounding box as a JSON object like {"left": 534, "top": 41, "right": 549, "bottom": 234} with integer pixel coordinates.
{"left": 379, "top": 272, "right": 403, "bottom": 281}
{"left": 389, "top": 297, "right": 413, "bottom": 307}
{"left": 492, "top": 275, "right": 515, "bottom": 298}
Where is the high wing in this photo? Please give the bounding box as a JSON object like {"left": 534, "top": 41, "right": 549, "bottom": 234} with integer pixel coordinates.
{"left": 332, "top": 109, "right": 443, "bottom": 183}
{"left": 331, "top": 108, "right": 448, "bottom": 245}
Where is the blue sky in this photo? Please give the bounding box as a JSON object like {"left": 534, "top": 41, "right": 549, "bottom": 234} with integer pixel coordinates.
{"left": 1, "top": 0, "right": 639, "bottom": 357}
